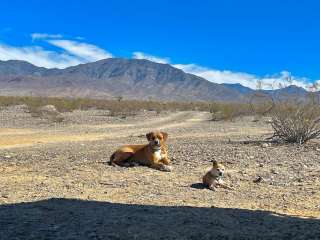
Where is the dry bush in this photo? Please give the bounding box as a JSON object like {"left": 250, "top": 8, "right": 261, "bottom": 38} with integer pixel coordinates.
{"left": 248, "top": 91, "right": 275, "bottom": 116}
{"left": 210, "top": 102, "right": 252, "bottom": 121}
{"left": 270, "top": 102, "right": 320, "bottom": 144}
{"left": 0, "top": 96, "right": 212, "bottom": 116}
{"left": 0, "top": 95, "right": 273, "bottom": 122}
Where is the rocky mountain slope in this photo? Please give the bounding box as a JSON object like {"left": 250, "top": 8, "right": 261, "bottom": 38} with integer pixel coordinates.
{"left": 0, "top": 58, "right": 315, "bottom": 102}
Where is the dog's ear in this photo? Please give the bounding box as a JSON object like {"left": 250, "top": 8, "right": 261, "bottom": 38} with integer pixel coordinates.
{"left": 146, "top": 132, "right": 152, "bottom": 141}
{"left": 211, "top": 160, "right": 218, "bottom": 167}
{"left": 161, "top": 132, "right": 168, "bottom": 141}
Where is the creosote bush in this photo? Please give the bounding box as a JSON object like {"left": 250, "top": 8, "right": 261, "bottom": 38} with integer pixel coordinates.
{"left": 210, "top": 102, "right": 252, "bottom": 121}
{"left": 0, "top": 96, "right": 211, "bottom": 116}
{"left": 0, "top": 96, "right": 261, "bottom": 121}
{"left": 270, "top": 102, "right": 320, "bottom": 144}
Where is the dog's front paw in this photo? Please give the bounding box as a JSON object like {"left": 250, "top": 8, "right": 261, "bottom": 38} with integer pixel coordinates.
{"left": 160, "top": 165, "right": 173, "bottom": 172}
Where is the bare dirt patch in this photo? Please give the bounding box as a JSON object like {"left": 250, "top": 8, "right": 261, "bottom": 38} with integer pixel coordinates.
{"left": 0, "top": 108, "right": 319, "bottom": 239}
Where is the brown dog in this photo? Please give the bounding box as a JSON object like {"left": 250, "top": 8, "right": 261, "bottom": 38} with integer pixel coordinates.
{"left": 202, "top": 160, "right": 233, "bottom": 191}
{"left": 109, "top": 131, "right": 172, "bottom": 172}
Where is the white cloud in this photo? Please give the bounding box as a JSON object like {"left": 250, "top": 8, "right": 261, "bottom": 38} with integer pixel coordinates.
{"left": 75, "top": 36, "right": 85, "bottom": 40}
{"left": 135, "top": 51, "right": 312, "bottom": 90}
{"left": 0, "top": 43, "right": 82, "bottom": 68}
{"left": 173, "top": 63, "right": 257, "bottom": 88}
{"left": 48, "top": 39, "right": 112, "bottom": 62}
{"left": 31, "top": 33, "right": 63, "bottom": 40}
{"left": 175, "top": 64, "right": 310, "bottom": 90}
{"left": 0, "top": 35, "right": 112, "bottom": 68}
{"left": 0, "top": 36, "right": 316, "bottom": 90}
{"left": 133, "top": 52, "right": 170, "bottom": 64}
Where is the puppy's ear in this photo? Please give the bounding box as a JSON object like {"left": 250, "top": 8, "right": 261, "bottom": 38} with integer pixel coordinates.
{"left": 146, "top": 132, "right": 152, "bottom": 141}
{"left": 161, "top": 132, "right": 168, "bottom": 141}
{"left": 211, "top": 160, "right": 218, "bottom": 167}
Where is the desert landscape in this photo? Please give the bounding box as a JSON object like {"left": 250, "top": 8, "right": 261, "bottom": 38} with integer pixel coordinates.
{"left": 2, "top": 1, "right": 320, "bottom": 239}
{"left": 0, "top": 105, "right": 319, "bottom": 239}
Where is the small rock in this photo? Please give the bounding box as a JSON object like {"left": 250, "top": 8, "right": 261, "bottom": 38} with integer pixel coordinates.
{"left": 253, "top": 176, "right": 263, "bottom": 183}
{"left": 265, "top": 119, "right": 273, "bottom": 124}
{"left": 1, "top": 194, "right": 9, "bottom": 198}
{"left": 261, "top": 143, "right": 269, "bottom": 148}
{"left": 38, "top": 105, "right": 59, "bottom": 114}
{"left": 4, "top": 155, "right": 12, "bottom": 159}
{"left": 271, "top": 169, "right": 279, "bottom": 174}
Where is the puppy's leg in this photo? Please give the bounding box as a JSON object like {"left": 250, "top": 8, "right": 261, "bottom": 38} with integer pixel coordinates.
{"left": 218, "top": 183, "right": 234, "bottom": 190}
{"left": 159, "top": 157, "right": 171, "bottom": 165}
{"left": 209, "top": 184, "right": 217, "bottom": 191}
{"left": 150, "top": 162, "right": 172, "bottom": 172}
{"left": 110, "top": 152, "right": 133, "bottom": 167}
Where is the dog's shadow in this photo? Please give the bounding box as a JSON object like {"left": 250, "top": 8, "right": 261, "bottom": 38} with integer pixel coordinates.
{"left": 190, "top": 183, "right": 206, "bottom": 190}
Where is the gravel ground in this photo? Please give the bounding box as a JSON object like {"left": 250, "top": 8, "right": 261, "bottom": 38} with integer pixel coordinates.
{"left": 0, "top": 107, "right": 319, "bottom": 239}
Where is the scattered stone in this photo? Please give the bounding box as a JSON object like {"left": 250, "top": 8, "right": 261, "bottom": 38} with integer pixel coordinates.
{"left": 265, "top": 119, "right": 273, "bottom": 124}
{"left": 38, "top": 105, "right": 59, "bottom": 114}
{"left": 1, "top": 194, "right": 9, "bottom": 198}
{"left": 253, "top": 176, "right": 263, "bottom": 183}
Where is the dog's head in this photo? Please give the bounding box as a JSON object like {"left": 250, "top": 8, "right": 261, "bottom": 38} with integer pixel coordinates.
{"left": 146, "top": 131, "right": 168, "bottom": 150}
{"left": 210, "top": 160, "right": 226, "bottom": 178}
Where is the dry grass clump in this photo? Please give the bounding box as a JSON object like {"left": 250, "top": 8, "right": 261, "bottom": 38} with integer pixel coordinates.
{"left": 248, "top": 91, "right": 275, "bottom": 116}
{"left": 270, "top": 102, "right": 320, "bottom": 144}
{"left": 209, "top": 102, "right": 252, "bottom": 121}
{"left": 0, "top": 96, "right": 273, "bottom": 122}
{"left": 30, "top": 105, "right": 64, "bottom": 123}
{"left": 0, "top": 96, "right": 212, "bottom": 116}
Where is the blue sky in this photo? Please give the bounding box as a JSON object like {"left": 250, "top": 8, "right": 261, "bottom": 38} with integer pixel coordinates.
{"left": 0, "top": 0, "right": 319, "bottom": 89}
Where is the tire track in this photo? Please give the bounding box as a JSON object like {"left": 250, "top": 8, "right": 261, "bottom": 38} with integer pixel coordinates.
{"left": 0, "top": 112, "right": 209, "bottom": 149}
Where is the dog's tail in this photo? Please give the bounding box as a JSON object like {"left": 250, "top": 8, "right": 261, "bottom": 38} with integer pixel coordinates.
{"left": 109, "top": 152, "right": 116, "bottom": 166}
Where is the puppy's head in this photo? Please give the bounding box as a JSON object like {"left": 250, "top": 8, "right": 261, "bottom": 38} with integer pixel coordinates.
{"left": 146, "top": 131, "right": 168, "bottom": 150}
{"left": 210, "top": 160, "right": 226, "bottom": 178}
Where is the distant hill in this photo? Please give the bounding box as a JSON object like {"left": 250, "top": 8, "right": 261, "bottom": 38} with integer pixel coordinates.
{"left": 0, "top": 58, "right": 317, "bottom": 102}
{"left": 221, "top": 83, "right": 254, "bottom": 94}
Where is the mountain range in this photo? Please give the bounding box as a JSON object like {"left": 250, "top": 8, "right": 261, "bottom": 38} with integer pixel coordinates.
{"left": 0, "top": 58, "right": 314, "bottom": 102}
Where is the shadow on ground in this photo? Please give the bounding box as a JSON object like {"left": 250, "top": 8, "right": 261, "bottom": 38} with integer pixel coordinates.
{"left": 190, "top": 183, "right": 206, "bottom": 190}
{"left": 0, "top": 198, "right": 319, "bottom": 240}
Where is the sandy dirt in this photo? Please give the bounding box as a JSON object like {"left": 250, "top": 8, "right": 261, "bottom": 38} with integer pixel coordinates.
{"left": 0, "top": 107, "right": 319, "bottom": 239}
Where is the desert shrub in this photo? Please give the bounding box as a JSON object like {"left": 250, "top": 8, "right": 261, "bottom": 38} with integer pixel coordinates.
{"left": 28, "top": 104, "right": 64, "bottom": 123}
{"left": 0, "top": 96, "right": 213, "bottom": 115}
{"left": 210, "top": 102, "right": 251, "bottom": 121}
{"left": 248, "top": 91, "right": 275, "bottom": 116}
{"left": 270, "top": 102, "right": 320, "bottom": 144}
{"left": 1, "top": 95, "right": 275, "bottom": 121}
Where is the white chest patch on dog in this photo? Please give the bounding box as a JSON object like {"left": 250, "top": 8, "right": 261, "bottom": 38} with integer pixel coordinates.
{"left": 153, "top": 150, "right": 162, "bottom": 160}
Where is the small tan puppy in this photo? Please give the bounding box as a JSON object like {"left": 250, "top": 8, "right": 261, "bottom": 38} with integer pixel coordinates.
{"left": 202, "top": 160, "right": 233, "bottom": 191}
{"left": 109, "top": 131, "right": 172, "bottom": 172}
